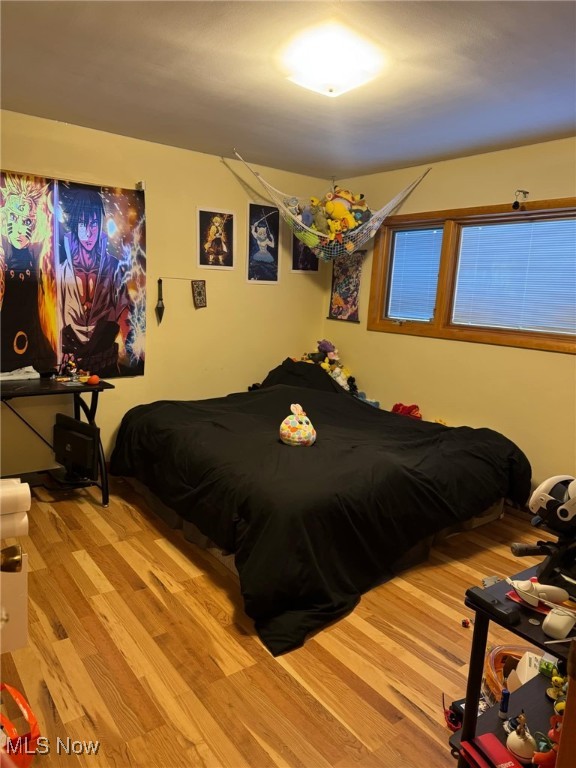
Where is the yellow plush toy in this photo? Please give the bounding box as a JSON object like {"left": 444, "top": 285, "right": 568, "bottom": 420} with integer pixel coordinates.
{"left": 324, "top": 199, "right": 358, "bottom": 231}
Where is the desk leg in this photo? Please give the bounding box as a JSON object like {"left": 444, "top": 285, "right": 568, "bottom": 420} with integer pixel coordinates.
{"left": 457, "top": 611, "right": 489, "bottom": 768}
{"left": 98, "top": 438, "right": 109, "bottom": 507}
{"left": 74, "top": 391, "right": 109, "bottom": 508}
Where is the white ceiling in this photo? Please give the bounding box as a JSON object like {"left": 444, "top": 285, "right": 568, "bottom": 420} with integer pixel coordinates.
{"left": 1, "top": 1, "right": 575, "bottom": 179}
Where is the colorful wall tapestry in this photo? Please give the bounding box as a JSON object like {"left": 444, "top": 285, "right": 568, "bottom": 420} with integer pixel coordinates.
{"left": 247, "top": 203, "right": 280, "bottom": 283}
{"left": 328, "top": 250, "right": 365, "bottom": 322}
{"left": 0, "top": 171, "right": 146, "bottom": 377}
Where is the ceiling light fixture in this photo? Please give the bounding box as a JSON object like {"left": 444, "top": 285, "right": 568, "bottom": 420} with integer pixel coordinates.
{"left": 280, "top": 21, "right": 384, "bottom": 98}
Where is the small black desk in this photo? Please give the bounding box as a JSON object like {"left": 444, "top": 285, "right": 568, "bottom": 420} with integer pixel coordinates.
{"left": 1, "top": 378, "right": 115, "bottom": 506}
{"left": 450, "top": 566, "right": 570, "bottom": 766}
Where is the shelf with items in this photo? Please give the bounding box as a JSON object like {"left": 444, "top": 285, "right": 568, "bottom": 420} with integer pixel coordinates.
{"left": 448, "top": 566, "right": 571, "bottom": 767}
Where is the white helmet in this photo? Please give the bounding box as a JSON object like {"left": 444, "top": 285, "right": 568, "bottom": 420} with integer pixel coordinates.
{"left": 529, "top": 475, "right": 576, "bottom": 532}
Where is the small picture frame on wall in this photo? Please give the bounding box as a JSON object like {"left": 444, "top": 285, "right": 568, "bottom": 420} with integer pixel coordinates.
{"left": 198, "top": 208, "right": 234, "bottom": 269}
{"left": 191, "top": 279, "right": 207, "bottom": 308}
{"left": 291, "top": 234, "right": 319, "bottom": 272}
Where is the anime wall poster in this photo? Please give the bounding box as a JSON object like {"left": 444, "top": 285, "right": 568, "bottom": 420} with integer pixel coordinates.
{"left": 328, "top": 250, "right": 365, "bottom": 323}
{"left": 247, "top": 203, "right": 280, "bottom": 283}
{"left": 0, "top": 170, "right": 146, "bottom": 378}
{"left": 0, "top": 172, "right": 58, "bottom": 373}
{"left": 291, "top": 234, "right": 319, "bottom": 272}
{"left": 57, "top": 182, "right": 146, "bottom": 377}
{"left": 198, "top": 209, "right": 234, "bottom": 269}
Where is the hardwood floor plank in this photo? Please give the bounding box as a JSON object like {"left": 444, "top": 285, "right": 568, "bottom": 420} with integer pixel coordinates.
{"left": 136, "top": 678, "right": 222, "bottom": 767}
{"left": 124, "top": 587, "right": 178, "bottom": 639}
{"left": 179, "top": 688, "right": 256, "bottom": 768}
{"left": 212, "top": 671, "right": 336, "bottom": 768}
{"left": 27, "top": 622, "right": 88, "bottom": 724}
{"left": 72, "top": 549, "right": 116, "bottom": 595}
{"left": 242, "top": 658, "right": 371, "bottom": 765}
{"left": 112, "top": 539, "right": 186, "bottom": 601}
{"left": 314, "top": 627, "right": 456, "bottom": 751}
{"left": 276, "top": 648, "right": 392, "bottom": 752}
{"left": 152, "top": 628, "right": 227, "bottom": 689}
{"left": 89, "top": 591, "right": 190, "bottom": 697}
{"left": 153, "top": 536, "right": 205, "bottom": 579}
{"left": 50, "top": 637, "right": 121, "bottom": 736}
{"left": 173, "top": 589, "right": 257, "bottom": 675}
{"left": 88, "top": 543, "right": 148, "bottom": 593}
{"left": 2, "top": 485, "right": 551, "bottom": 767}
{"left": 80, "top": 616, "right": 165, "bottom": 736}
{"left": 74, "top": 498, "right": 123, "bottom": 544}
{"left": 125, "top": 724, "right": 195, "bottom": 768}
{"left": 193, "top": 682, "right": 279, "bottom": 768}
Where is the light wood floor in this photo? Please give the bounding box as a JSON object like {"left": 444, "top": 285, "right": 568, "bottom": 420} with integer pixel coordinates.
{"left": 1, "top": 480, "right": 552, "bottom": 767}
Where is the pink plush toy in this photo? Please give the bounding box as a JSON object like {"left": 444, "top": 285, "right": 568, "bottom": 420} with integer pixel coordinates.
{"left": 279, "top": 404, "right": 316, "bottom": 447}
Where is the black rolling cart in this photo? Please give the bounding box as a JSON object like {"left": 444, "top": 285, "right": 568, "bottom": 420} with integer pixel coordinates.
{"left": 449, "top": 565, "right": 571, "bottom": 767}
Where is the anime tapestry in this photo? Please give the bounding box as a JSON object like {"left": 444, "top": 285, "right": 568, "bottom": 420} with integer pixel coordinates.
{"left": 328, "top": 250, "right": 365, "bottom": 323}
{"left": 0, "top": 172, "right": 146, "bottom": 378}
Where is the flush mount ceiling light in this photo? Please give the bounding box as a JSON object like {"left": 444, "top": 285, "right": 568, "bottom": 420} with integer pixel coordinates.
{"left": 280, "top": 21, "right": 384, "bottom": 97}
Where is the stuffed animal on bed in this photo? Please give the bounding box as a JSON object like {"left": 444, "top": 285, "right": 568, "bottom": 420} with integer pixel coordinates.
{"left": 279, "top": 404, "right": 316, "bottom": 447}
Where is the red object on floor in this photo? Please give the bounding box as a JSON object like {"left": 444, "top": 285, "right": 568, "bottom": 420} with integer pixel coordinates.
{"left": 460, "top": 733, "right": 523, "bottom": 768}
{"left": 0, "top": 683, "right": 40, "bottom": 768}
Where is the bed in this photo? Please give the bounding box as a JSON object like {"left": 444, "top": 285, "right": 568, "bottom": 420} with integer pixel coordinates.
{"left": 110, "top": 358, "right": 532, "bottom": 655}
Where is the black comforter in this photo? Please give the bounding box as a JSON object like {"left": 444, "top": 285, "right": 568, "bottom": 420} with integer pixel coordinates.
{"left": 110, "top": 359, "right": 531, "bottom": 655}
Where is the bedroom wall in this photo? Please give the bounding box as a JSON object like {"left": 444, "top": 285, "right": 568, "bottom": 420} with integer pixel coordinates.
{"left": 326, "top": 137, "right": 576, "bottom": 486}
{"left": 0, "top": 110, "right": 330, "bottom": 475}
{"left": 2, "top": 112, "right": 574, "bottom": 487}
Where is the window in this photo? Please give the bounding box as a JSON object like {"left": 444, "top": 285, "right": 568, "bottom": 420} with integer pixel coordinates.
{"left": 368, "top": 197, "right": 576, "bottom": 354}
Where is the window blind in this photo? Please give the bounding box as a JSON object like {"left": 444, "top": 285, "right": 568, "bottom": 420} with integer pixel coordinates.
{"left": 387, "top": 228, "right": 443, "bottom": 321}
{"left": 453, "top": 219, "right": 576, "bottom": 335}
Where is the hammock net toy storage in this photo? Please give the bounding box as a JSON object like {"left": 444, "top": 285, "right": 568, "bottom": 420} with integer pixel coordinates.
{"left": 235, "top": 151, "right": 430, "bottom": 261}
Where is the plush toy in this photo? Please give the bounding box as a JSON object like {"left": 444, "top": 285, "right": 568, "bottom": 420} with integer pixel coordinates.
{"left": 312, "top": 203, "right": 329, "bottom": 234}
{"left": 324, "top": 200, "right": 357, "bottom": 231}
{"left": 285, "top": 197, "right": 300, "bottom": 217}
{"left": 300, "top": 204, "right": 314, "bottom": 227}
{"left": 296, "top": 229, "right": 321, "bottom": 248}
{"left": 302, "top": 340, "right": 380, "bottom": 408}
{"left": 331, "top": 186, "right": 356, "bottom": 209}
{"left": 327, "top": 219, "right": 343, "bottom": 241}
{"left": 279, "top": 404, "right": 316, "bottom": 447}
{"left": 351, "top": 193, "right": 372, "bottom": 224}
{"left": 391, "top": 403, "right": 422, "bottom": 419}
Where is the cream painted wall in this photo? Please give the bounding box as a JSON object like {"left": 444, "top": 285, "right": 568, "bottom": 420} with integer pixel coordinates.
{"left": 325, "top": 138, "right": 576, "bottom": 485}
{"left": 0, "top": 110, "right": 330, "bottom": 475}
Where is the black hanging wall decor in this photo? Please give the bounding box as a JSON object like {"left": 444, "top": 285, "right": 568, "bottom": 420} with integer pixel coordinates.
{"left": 155, "top": 278, "right": 165, "bottom": 323}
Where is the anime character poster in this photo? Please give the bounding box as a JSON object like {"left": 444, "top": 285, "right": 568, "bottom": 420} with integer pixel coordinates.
{"left": 328, "top": 251, "right": 365, "bottom": 322}
{"left": 57, "top": 181, "right": 146, "bottom": 377}
{"left": 247, "top": 203, "right": 280, "bottom": 283}
{"left": 198, "top": 209, "right": 234, "bottom": 269}
{"left": 0, "top": 172, "right": 58, "bottom": 373}
{"left": 291, "top": 234, "right": 319, "bottom": 272}
{"left": 0, "top": 171, "right": 146, "bottom": 378}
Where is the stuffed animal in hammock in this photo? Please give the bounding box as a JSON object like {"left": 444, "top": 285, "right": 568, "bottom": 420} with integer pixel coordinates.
{"left": 279, "top": 404, "right": 316, "bottom": 447}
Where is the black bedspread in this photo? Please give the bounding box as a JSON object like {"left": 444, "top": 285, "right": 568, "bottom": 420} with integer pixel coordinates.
{"left": 110, "top": 360, "right": 531, "bottom": 655}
